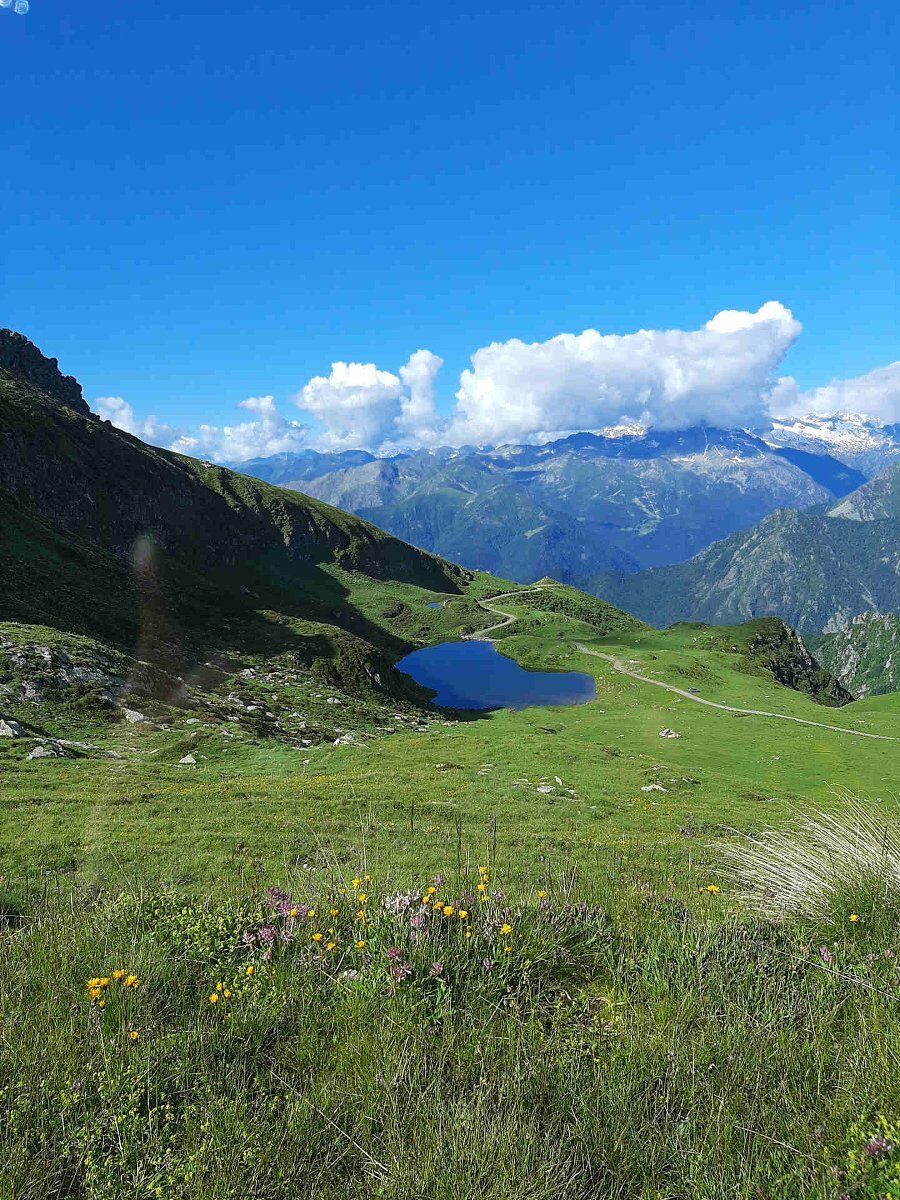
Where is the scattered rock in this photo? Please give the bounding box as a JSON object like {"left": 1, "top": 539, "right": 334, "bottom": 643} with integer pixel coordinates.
{"left": 659, "top": 728, "right": 681, "bottom": 739}
{"left": 27, "top": 743, "right": 69, "bottom": 760}
{"left": 641, "top": 783, "right": 669, "bottom": 793}
{"left": 178, "top": 753, "right": 197, "bottom": 765}
{"left": 0, "top": 719, "right": 25, "bottom": 738}
{"left": 123, "top": 708, "right": 146, "bottom": 724}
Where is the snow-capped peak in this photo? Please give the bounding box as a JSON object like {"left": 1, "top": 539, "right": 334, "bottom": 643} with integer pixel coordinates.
{"left": 762, "top": 412, "right": 900, "bottom": 475}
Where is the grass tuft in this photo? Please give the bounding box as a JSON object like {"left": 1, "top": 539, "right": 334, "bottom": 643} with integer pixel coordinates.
{"left": 720, "top": 800, "right": 900, "bottom": 923}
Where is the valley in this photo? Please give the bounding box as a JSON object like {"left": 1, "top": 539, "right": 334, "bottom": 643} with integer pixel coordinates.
{"left": 1, "top": 335, "right": 898, "bottom": 1199}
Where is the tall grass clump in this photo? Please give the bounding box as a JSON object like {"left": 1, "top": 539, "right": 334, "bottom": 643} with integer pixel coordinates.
{"left": 720, "top": 800, "right": 900, "bottom": 923}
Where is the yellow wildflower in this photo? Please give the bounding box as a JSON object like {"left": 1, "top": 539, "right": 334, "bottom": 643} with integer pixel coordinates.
{"left": 850, "top": 913, "right": 859, "bottom": 923}
{"left": 536, "top": 890, "right": 547, "bottom": 900}
{"left": 358, "top": 892, "right": 368, "bottom": 903}
{"left": 364, "top": 874, "right": 372, "bottom": 883}
{"left": 326, "top": 941, "right": 336, "bottom": 951}
{"left": 330, "top": 908, "right": 339, "bottom": 917}
{"left": 352, "top": 877, "right": 361, "bottom": 889}
{"left": 129, "top": 1030, "right": 139, "bottom": 1041}
{"left": 112, "top": 969, "right": 127, "bottom": 981}
{"left": 209, "top": 993, "right": 219, "bottom": 1004}
{"left": 443, "top": 905, "right": 455, "bottom": 917}
{"left": 312, "top": 932, "right": 323, "bottom": 943}
{"left": 500, "top": 924, "right": 512, "bottom": 936}
{"left": 458, "top": 910, "right": 468, "bottom": 920}
{"left": 246, "top": 965, "right": 254, "bottom": 976}
{"left": 356, "top": 939, "right": 366, "bottom": 950}
{"left": 289, "top": 907, "right": 298, "bottom": 918}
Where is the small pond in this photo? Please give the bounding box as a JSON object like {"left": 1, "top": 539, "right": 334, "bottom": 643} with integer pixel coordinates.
{"left": 397, "top": 639, "right": 596, "bottom": 711}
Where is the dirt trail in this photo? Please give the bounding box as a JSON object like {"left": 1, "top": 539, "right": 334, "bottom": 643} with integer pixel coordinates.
{"left": 464, "top": 586, "right": 560, "bottom": 640}
{"left": 575, "top": 643, "right": 899, "bottom": 742}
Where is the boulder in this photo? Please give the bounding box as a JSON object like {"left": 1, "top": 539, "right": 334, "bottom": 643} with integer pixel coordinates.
{"left": 0, "top": 719, "right": 25, "bottom": 737}
{"left": 26, "top": 743, "right": 68, "bottom": 760}
{"left": 123, "top": 709, "right": 145, "bottom": 723}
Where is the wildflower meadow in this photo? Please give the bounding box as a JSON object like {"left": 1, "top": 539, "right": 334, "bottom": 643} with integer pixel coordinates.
{"left": 2, "top": 807, "right": 899, "bottom": 1199}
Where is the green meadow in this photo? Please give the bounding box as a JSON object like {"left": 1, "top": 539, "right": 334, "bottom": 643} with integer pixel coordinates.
{"left": 1, "top": 582, "right": 899, "bottom": 1198}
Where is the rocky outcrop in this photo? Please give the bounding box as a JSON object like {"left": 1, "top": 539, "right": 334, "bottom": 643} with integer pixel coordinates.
{"left": 0, "top": 330, "right": 90, "bottom": 415}
{"left": 747, "top": 618, "right": 854, "bottom": 707}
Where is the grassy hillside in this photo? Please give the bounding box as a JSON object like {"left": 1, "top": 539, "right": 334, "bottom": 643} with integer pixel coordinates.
{"left": 0, "top": 361, "right": 476, "bottom": 710}
{"left": 2, "top": 588, "right": 899, "bottom": 1197}
{"left": 3, "top": 340, "right": 899, "bottom": 1198}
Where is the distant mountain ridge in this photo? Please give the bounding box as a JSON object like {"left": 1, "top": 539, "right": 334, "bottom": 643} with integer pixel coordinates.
{"left": 596, "top": 463, "right": 900, "bottom": 634}
{"left": 238, "top": 426, "right": 865, "bottom": 591}
{"left": 762, "top": 413, "right": 900, "bottom": 476}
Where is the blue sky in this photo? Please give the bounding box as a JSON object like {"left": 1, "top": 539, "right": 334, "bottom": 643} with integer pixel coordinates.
{"left": 2, "top": 0, "right": 897, "bottom": 453}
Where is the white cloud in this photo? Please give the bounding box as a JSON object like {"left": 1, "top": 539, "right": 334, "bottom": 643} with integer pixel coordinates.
{"left": 774, "top": 361, "right": 900, "bottom": 424}
{"left": 398, "top": 349, "right": 443, "bottom": 445}
{"left": 295, "top": 350, "right": 443, "bottom": 451}
{"left": 445, "top": 301, "right": 801, "bottom": 446}
{"left": 94, "top": 394, "right": 308, "bottom": 462}
{"left": 92, "top": 303, "right": 899, "bottom": 464}
{"left": 94, "top": 396, "right": 181, "bottom": 445}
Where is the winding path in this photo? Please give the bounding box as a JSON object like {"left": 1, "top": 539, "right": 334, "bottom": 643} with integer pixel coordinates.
{"left": 575, "top": 643, "right": 900, "bottom": 742}
{"left": 463, "top": 586, "right": 560, "bottom": 640}
{"left": 455, "top": 587, "right": 898, "bottom": 742}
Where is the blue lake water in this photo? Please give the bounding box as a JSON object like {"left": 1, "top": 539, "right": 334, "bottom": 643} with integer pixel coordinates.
{"left": 397, "top": 640, "right": 596, "bottom": 711}
{"left": 426, "top": 602, "right": 443, "bottom": 609}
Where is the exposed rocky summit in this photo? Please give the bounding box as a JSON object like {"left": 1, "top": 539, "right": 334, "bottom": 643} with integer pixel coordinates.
{"left": 0, "top": 330, "right": 90, "bottom": 416}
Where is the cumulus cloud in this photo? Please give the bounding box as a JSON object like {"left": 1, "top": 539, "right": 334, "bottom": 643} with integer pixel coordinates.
{"left": 295, "top": 350, "right": 443, "bottom": 451}
{"left": 398, "top": 349, "right": 443, "bottom": 444}
{"left": 94, "top": 394, "right": 308, "bottom": 462}
{"left": 94, "top": 396, "right": 181, "bottom": 445}
{"left": 444, "top": 301, "right": 802, "bottom": 446}
{"left": 92, "top": 303, "right": 899, "bottom": 463}
{"left": 170, "top": 396, "right": 309, "bottom": 461}
{"left": 773, "top": 361, "right": 900, "bottom": 425}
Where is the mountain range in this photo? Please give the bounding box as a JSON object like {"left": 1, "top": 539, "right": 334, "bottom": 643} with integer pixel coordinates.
{"left": 3, "top": 330, "right": 896, "bottom": 706}
{"left": 238, "top": 427, "right": 871, "bottom": 588}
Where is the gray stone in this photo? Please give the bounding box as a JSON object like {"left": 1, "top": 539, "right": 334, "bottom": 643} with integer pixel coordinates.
{"left": 0, "top": 719, "right": 25, "bottom": 737}
{"left": 27, "top": 743, "right": 67, "bottom": 760}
